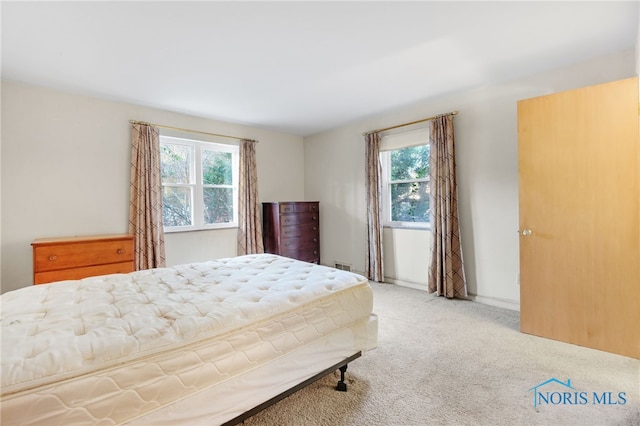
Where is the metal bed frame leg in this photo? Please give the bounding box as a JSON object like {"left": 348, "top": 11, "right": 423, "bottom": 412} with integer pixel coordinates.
{"left": 336, "top": 364, "right": 348, "bottom": 392}
{"left": 223, "top": 352, "right": 361, "bottom": 425}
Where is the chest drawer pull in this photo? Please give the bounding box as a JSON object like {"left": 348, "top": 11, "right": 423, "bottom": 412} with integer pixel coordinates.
{"left": 48, "top": 255, "right": 58, "bottom": 262}
{"left": 117, "top": 249, "right": 124, "bottom": 254}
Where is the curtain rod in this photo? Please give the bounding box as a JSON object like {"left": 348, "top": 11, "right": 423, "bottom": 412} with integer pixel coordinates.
{"left": 363, "top": 111, "right": 459, "bottom": 136}
{"left": 129, "top": 120, "right": 258, "bottom": 143}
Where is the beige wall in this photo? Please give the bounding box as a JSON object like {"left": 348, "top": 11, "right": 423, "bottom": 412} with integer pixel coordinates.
{"left": 304, "top": 49, "right": 636, "bottom": 310}
{"left": 382, "top": 228, "right": 431, "bottom": 290}
{"left": 1, "top": 81, "right": 305, "bottom": 293}
{"left": 2, "top": 49, "right": 636, "bottom": 300}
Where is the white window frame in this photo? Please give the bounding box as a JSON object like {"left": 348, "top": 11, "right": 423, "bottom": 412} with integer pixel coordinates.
{"left": 380, "top": 141, "right": 431, "bottom": 231}
{"left": 160, "top": 135, "right": 239, "bottom": 232}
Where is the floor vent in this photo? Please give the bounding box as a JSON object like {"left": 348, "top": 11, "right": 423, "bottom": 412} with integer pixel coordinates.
{"left": 334, "top": 262, "right": 352, "bottom": 272}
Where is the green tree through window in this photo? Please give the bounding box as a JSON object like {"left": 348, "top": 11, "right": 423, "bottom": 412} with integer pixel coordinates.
{"left": 202, "top": 149, "right": 233, "bottom": 224}
{"left": 160, "top": 136, "right": 238, "bottom": 231}
{"left": 383, "top": 144, "right": 430, "bottom": 225}
{"left": 161, "top": 143, "right": 193, "bottom": 227}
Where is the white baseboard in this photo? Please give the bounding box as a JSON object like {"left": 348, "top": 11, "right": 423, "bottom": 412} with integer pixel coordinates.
{"left": 382, "top": 277, "right": 428, "bottom": 291}
{"left": 324, "top": 264, "right": 520, "bottom": 312}
{"left": 468, "top": 294, "right": 520, "bottom": 311}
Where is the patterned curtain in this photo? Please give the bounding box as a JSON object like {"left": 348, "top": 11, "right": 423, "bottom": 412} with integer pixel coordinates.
{"left": 365, "top": 132, "right": 384, "bottom": 282}
{"left": 129, "top": 123, "right": 166, "bottom": 270}
{"left": 428, "top": 115, "right": 467, "bottom": 298}
{"left": 237, "top": 139, "right": 264, "bottom": 255}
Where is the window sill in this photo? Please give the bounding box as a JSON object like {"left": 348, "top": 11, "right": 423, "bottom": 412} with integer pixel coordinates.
{"left": 164, "top": 225, "right": 238, "bottom": 234}
{"left": 383, "top": 224, "right": 431, "bottom": 231}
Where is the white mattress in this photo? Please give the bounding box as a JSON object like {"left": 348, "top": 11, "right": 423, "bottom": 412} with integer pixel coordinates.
{"left": 1, "top": 254, "right": 376, "bottom": 425}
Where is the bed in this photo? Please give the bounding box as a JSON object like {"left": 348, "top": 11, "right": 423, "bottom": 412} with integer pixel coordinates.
{"left": 1, "top": 254, "right": 378, "bottom": 425}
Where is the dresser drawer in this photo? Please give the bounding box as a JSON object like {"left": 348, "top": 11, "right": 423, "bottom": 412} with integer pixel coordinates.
{"left": 282, "top": 247, "right": 320, "bottom": 263}
{"left": 281, "top": 235, "right": 319, "bottom": 251}
{"left": 34, "top": 238, "right": 134, "bottom": 272}
{"left": 279, "top": 202, "right": 319, "bottom": 214}
{"left": 281, "top": 222, "right": 319, "bottom": 238}
{"left": 34, "top": 261, "right": 135, "bottom": 285}
{"left": 279, "top": 212, "right": 319, "bottom": 227}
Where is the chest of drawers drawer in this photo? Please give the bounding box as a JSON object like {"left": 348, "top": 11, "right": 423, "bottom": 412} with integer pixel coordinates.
{"left": 282, "top": 246, "right": 319, "bottom": 263}
{"left": 34, "top": 262, "right": 135, "bottom": 285}
{"left": 279, "top": 212, "right": 319, "bottom": 227}
{"left": 280, "top": 222, "right": 319, "bottom": 238}
{"left": 279, "top": 202, "right": 319, "bottom": 214}
{"left": 281, "top": 234, "right": 320, "bottom": 250}
{"left": 34, "top": 239, "right": 134, "bottom": 272}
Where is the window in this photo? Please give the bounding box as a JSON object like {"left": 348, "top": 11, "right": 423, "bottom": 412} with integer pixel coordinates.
{"left": 160, "top": 136, "right": 238, "bottom": 232}
{"left": 380, "top": 143, "right": 431, "bottom": 229}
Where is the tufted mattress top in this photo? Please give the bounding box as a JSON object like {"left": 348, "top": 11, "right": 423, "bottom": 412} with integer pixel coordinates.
{"left": 1, "top": 254, "right": 372, "bottom": 396}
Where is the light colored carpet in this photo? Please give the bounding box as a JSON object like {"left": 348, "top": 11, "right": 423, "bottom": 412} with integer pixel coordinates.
{"left": 243, "top": 282, "right": 640, "bottom": 425}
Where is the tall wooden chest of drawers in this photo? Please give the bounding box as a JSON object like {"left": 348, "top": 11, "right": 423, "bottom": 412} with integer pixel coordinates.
{"left": 262, "top": 202, "right": 320, "bottom": 264}
{"left": 32, "top": 234, "right": 135, "bottom": 284}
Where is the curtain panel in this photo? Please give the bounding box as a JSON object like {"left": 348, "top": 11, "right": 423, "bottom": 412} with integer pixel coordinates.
{"left": 365, "top": 132, "right": 384, "bottom": 282}
{"left": 129, "top": 123, "right": 166, "bottom": 270}
{"left": 237, "top": 139, "right": 264, "bottom": 255}
{"left": 428, "top": 115, "right": 467, "bottom": 298}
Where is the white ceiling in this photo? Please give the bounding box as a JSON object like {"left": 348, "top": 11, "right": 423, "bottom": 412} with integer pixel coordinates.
{"left": 2, "top": 1, "right": 638, "bottom": 136}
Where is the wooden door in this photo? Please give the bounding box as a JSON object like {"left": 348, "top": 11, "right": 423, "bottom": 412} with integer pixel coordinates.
{"left": 518, "top": 77, "right": 639, "bottom": 359}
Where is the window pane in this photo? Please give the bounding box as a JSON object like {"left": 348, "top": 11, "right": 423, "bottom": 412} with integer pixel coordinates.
{"left": 162, "top": 186, "right": 192, "bottom": 227}
{"left": 202, "top": 149, "right": 232, "bottom": 185}
{"left": 161, "top": 144, "right": 193, "bottom": 184}
{"left": 203, "top": 187, "right": 234, "bottom": 224}
{"left": 390, "top": 145, "right": 429, "bottom": 181}
{"left": 391, "top": 181, "right": 430, "bottom": 222}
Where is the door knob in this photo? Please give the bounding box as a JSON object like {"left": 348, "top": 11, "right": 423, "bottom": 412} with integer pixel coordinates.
{"left": 522, "top": 229, "right": 532, "bottom": 236}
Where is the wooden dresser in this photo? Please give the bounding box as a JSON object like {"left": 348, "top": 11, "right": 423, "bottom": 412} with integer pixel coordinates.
{"left": 32, "top": 234, "right": 135, "bottom": 285}
{"left": 262, "top": 202, "right": 320, "bottom": 264}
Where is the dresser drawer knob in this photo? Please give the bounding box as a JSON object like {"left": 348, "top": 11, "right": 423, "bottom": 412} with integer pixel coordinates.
{"left": 313, "top": 227, "right": 317, "bottom": 231}
{"left": 48, "top": 255, "right": 58, "bottom": 262}
{"left": 117, "top": 249, "right": 124, "bottom": 254}
{"left": 312, "top": 216, "right": 317, "bottom": 221}
{"left": 313, "top": 238, "right": 318, "bottom": 242}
